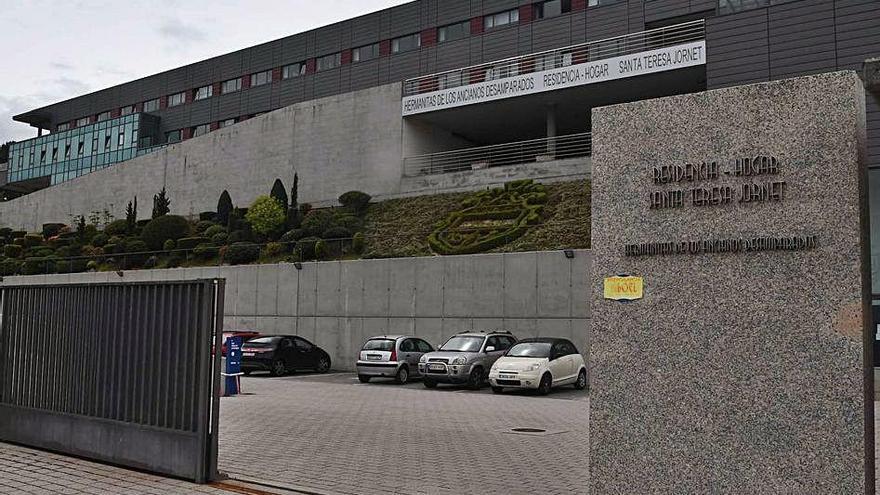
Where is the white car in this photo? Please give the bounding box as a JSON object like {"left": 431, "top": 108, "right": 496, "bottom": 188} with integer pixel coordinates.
{"left": 488, "top": 338, "right": 587, "bottom": 395}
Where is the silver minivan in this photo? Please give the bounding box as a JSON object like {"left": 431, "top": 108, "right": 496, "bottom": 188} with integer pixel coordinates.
{"left": 356, "top": 335, "right": 434, "bottom": 384}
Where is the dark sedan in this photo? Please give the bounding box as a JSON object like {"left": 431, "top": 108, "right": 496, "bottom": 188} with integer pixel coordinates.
{"left": 241, "top": 335, "right": 332, "bottom": 376}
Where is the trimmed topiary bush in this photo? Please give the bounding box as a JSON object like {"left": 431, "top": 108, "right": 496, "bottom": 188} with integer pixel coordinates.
{"left": 42, "top": 223, "right": 67, "bottom": 238}
{"left": 23, "top": 234, "right": 43, "bottom": 248}
{"left": 211, "top": 232, "right": 229, "bottom": 246}
{"left": 163, "top": 239, "right": 176, "bottom": 251}
{"left": 4, "top": 244, "right": 22, "bottom": 258}
{"left": 56, "top": 259, "right": 88, "bottom": 274}
{"left": 280, "top": 229, "right": 306, "bottom": 245}
{"left": 334, "top": 214, "right": 363, "bottom": 232}
{"left": 314, "top": 239, "right": 328, "bottom": 259}
{"left": 33, "top": 247, "right": 55, "bottom": 258}
{"left": 103, "top": 243, "right": 118, "bottom": 255}
{"left": 195, "top": 220, "right": 215, "bottom": 233}
{"left": 199, "top": 211, "right": 216, "bottom": 222}
{"left": 12, "top": 237, "right": 25, "bottom": 246}
{"left": 228, "top": 230, "right": 249, "bottom": 244}
{"left": 245, "top": 196, "right": 286, "bottom": 237}
{"left": 141, "top": 215, "right": 190, "bottom": 250}
{"left": 204, "top": 225, "right": 226, "bottom": 237}
{"left": 321, "top": 226, "right": 352, "bottom": 240}
{"left": 193, "top": 244, "right": 219, "bottom": 260}
{"left": 338, "top": 191, "right": 372, "bottom": 214}
{"left": 91, "top": 233, "right": 109, "bottom": 247}
{"left": 263, "top": 242, "right": 284, "bottom": 258}
{"left": 86, "top": 260, "right": 99, "bottom": 271}
{"left": 301, "top": 210, "right": 334, "bottom": 237}
{"left": 352, "top": 232, "right": 365, "bottom": 254}
{"left": 144, "top": 256, "right": 159, "bottom": 269}
{"left": 177, "top": 236, "right": 210, "bottom": 250}
{"left": 104, "top": 219, "right": 129, "bottom": 236}
{"left": 294, "top": 236, "right": 321, "bottom": 260}
{"left": 10, "top": 231, "right": 26, "bottom": 239}
{"left": 22, "top": 257, "right": 56, "bottom": 275}
{"left": 225, "top": 242, "right": 260, "bottom": 265}
{"left": 0, "top": 259, "right": 20, "bottom": 276}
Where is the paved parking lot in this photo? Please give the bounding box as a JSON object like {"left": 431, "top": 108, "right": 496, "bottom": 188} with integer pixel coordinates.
{"left": 218, "top": 372, "right": 590, "bottom": 495}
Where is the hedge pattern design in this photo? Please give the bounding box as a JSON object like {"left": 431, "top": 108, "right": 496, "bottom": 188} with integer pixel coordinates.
{"left": 427, "top": 179, "right": 547, "bottom": 255}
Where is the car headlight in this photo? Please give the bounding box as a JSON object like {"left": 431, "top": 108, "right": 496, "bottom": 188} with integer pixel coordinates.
{"left": 452, "top": 356, "right": 467, "bottom": 365}
{"left": 419, "top": 355, "right": 427, "bottom": 363}
{"left": 529, "top": 363, "right": 542, "bottom": 371}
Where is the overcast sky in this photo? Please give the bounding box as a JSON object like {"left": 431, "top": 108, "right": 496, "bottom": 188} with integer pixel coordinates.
{"left": 0, "top": 0, "right": 411, "bottom": 142}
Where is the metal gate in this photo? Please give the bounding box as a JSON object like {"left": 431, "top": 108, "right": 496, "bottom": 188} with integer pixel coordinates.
{"left": 0, "top": 279, "right": 224, "bottom": 483}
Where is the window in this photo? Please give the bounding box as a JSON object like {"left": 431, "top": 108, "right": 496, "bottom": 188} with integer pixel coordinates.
{"left": 352, "top": 43, "right": 379, "bottom": 62}
{"left": 221, "top": 78, "right": 242, "bottom": 94}
{"left": 438, "top": 71, "right": 462, "bottom": 89}
{"left": 91, "top": 137, "right": 98, "bottom": 153}
{"left": 56, "top": 123, "right": 70, "bottom": 132}
{"left": 165, "top": 130, "right": 181, "bottom": 143}
{"left": 104, "top": 135, "right": 111, "bottom": 149}
{"left": 536, "top": 0, "right": 571, "bottom": 19}
{"left": 392, "top": 33, "right": 421, "bottom": 54}
{"left": 484, "top": 9, "right": 519, "bottom": 29}
{"left": 96, "top": 111, "right": 112, "bottom": 122}
{"left": 486, "top": 63, "right": 519, "bottom": 80}
{"left": 194, "top": 85, "right": 213, "bottom": 100}
{"left": 718, "top": 0, "right": 792, "bottom": 14}
{"left": 64, "top": 143, "right": 71, "bottom": 159}
{"left": 168, "top": 92, "right": 186, "bottom": 107}
{"left": 439, "top": 21, "right": 470, "bottom": 43}
{"left": 416, "top": 339, "right": 433, "bottom": 353}
{"left": 317, "top": 53, "right": 341, "bottom": 71}
{"left": 192, "top": 124, "right": 210, "bottom": 137}
{"left": 282, "top": 63, "right": 305, "bottom": 79}
{"left": 536, "top": 52, "right": 573, "bottom": 71}
{"left": 250, "top": 70, "right": 271, "bottom": 87}
{"left": 280, "top": 338, "right": 293, "bottom": 349}
{"left": 117, "top": 130, "right": 125, "bottom": 146}
{"left": 143, "top": 98, "right": 160, "bottom": 112}
{"left": 400, "top": 339, "right": 416, "bottom": 352}
{"left": 51, "top": 147, "right": 58, "bottom": 162}
{"left": 39, "top": 149, "right": 47, "bottom": 164}
{"left": 293, "top": 337, "right": 312, "bottom": 351}
{"left": 588, "top": 0, "right": 621, "bottom": 6}
{"left": 77, "top": 142, "right": 84, "bottom": 156}
{"left": 76, "top": 117, "right": 90, "bottom": 127}
{"left": 120, "top": 105, "right": 136, "bottom": 116}
{"left": 218, "top": 118, "right": 237, "bottom": 128}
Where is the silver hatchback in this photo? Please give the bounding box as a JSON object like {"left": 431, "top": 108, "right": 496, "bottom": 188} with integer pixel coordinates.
{"left": 356, "top": 335, "right": 434, "bottom": 384}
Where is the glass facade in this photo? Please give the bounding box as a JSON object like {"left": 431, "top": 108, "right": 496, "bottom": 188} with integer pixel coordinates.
{"left": 7, "top": 113, "right": 160, "bottom": 187}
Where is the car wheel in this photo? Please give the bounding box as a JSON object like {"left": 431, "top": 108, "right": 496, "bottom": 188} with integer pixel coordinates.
{"left": 538, "top": 373, "right": 552, "bottom": 395}
{"left": 574, "top": 369, "right": 587, "bottom": 390}
{"left": 395, "top": 366, "right": 409, "bottom": 385}
{"left": 491, "top": 386, "right": 504, "bottom": 394}
{"left": 270, "top": 359, "right": 286, "bottom": 377}
{"left": 423, "top": 378, "right": 437, "bottom": 388}
{"left": 358, "top": 374, "right": 371, "bottom": 383}
{"left": 467, "top": 367, "right": 483, "bottom": 390}
{"left": 316, "top": 355, "right": 331, "bottom": 373}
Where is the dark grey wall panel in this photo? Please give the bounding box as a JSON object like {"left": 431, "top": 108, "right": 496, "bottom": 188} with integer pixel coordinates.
{"left": 313, "top": 70, "right": 342, "bottom": 99}
{"left": 482, "top": 26, "right": 520, "bottom": 62}
{"left": 245, "top": 85, "right": 272, "bottom": 114}
{"left": 644, "top": 0, "right": 690, "bottom": 24}
{"left": 389, "top": 1, "right": 423, "bottom": 38}
{"left": 315, "top": 23, "right": 343, "bottom": 56}
{"left": 349, "top": 60, "right": 382, "bottom": 92}
{"left": 584, "top": 3, "right": 630, "bottom": 41}
{"left": 435, "top": 38, "right": 473, "bottom": 72}
{"left": 436, "top": 0, "right": 471, "bottom": 25}
{"left": 482, "top": 0, "right": 519, "bottom": 15}
{"left": 531, "top": 16, "right": 573, "bottom": 53}
{"left": 388, "top": 52, "right": 422, "bottom": 83}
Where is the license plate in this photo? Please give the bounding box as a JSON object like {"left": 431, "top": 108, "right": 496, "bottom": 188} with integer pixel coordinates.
{"left": 243, "top": 352, "right": 255, "bottom": 357}
{"left": 428, "top": 364, "right": 445, "bottom": 371}
{"left": 499, "top": 374, "right": 516, "bottom": 379}
{"left": 367, "top": 355, "right": 381, "bottom": 361}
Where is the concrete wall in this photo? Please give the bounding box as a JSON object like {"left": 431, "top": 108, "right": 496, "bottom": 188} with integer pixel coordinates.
{"left": 0, "top": 250, "right": 591, "bottom": 372}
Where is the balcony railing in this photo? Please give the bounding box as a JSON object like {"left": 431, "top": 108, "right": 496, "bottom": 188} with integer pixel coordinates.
{"left": 403, "top": 19, "right": 705, "bottom": 96}
{"left": 403, "top": 132, "right": 591, "bottom": 177}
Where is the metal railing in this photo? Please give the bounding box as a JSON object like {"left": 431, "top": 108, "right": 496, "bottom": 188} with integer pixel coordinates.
{"left": 403, "top": 132, "right": 591, "bottom": 177}
{"left": 403, "top": 19, "right": 705, "bottom": 96}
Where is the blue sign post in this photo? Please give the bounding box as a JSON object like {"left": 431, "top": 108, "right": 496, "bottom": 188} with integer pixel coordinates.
{"left": 224, "top": 336, "right": 243, "bottom": 396}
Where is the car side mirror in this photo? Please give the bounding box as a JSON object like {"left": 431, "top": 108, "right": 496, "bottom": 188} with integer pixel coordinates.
{"left": 485, "top": 346, "right": 496, "bottom": 353}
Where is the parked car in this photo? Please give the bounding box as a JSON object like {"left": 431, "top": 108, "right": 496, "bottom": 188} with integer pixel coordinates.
{"left": 488, "top": 338, "right": 587, "bottom": 395}
{"left": 418, "top": 331, "right": 517, "bottom": 389}
{"left": 221, "top": 331, "right": 260, "bottom": 356}
{"left": 356, "top": 335, "right": 434, "bottom": 384}
{"left": 241, "top": 335, "right": 331, "bottom": 376}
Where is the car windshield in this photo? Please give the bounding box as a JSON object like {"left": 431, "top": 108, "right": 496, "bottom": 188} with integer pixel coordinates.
{"left": 506, "top": 342, "right": 552, "bottom": 358}
{"left": 440, "top": 336, "right": 484, "bottom": 352}
{"left": 245, "top": 337, "right": 280, "bottom": 346}
{"left": 363, "top": 339, "right": 395, "bottom": 351}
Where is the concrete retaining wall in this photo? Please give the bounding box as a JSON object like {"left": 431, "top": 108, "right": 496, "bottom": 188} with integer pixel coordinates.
{"left": 0, "top": 250, "right": 591, "bottom": 372}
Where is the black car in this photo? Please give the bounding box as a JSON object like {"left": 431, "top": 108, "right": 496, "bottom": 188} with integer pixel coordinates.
{"left": 241, "top": 335, "right": 331, "bottom": 376}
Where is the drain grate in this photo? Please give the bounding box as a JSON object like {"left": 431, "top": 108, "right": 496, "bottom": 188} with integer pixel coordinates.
{"left": 505, "top": 427, "right": 568, "bottom": 437}
{"left": 511, "top": 428, "right": 546, "bottom": 433}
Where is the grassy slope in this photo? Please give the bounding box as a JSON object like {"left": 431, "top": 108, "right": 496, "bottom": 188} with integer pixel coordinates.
{"left": 363, "top": 179, "right": 590, "bottom": 258}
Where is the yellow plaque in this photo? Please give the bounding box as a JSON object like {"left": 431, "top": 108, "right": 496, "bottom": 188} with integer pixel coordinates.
{"left": 603, "top": 276, "right": 643, "bottom": 301}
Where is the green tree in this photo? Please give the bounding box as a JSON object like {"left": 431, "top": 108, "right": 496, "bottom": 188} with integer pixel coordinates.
{"left": 125, "top": 196, "right": 137, "bottom": 233}
{"left": 152, "top": 187, "right": 171, "bottom": 218}
{"left": 270, "top": 179, "right": 288, "bottom": 210}
{"left": 0, "top": 141, "right": 13, "bottom": 163}
{"left": 245, "top": 195, "right": 286, "bottom": 237}
{"left": 217, "top": 190, "right": 234, "bottom": 226}
{"left": 291, "top": 173, "right": 299, "bottom": 209}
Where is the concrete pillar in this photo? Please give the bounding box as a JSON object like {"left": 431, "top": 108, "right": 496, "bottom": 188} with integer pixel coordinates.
{"left": 546, "top": 104, "right": 557, "bottom": 156}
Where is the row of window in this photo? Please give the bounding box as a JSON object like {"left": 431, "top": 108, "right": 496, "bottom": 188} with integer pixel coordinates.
{"left": 58, "top": 0, "right": 616, "bottom": 133}
{"left": 165, "top": 118, "right": 240, "bottom": 144}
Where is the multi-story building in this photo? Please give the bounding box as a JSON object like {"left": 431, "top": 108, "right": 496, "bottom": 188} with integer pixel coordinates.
{"left": 1, "top": 0, "right": 878, "bottom": 248}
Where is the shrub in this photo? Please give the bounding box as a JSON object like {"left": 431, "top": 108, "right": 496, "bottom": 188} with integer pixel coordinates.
{"left": 198, "top": 211, "right": 216, "bottom": 222}
{"left": 177, "top": 236, "right": 209, "bottom": 250}
{"left": 217, "top": 190, "right": 234, "bottom": 226}
{"left": 141, "top": 215, "right": 191, "bottom": 250}
{"left": 91, "top": 233, "right": 109, "bottom": 247}
{"left": 12, "top": 238, "right": 24, "bottom": 246}
{"left": 22, "top": 257, "right": 56, "bottom": 275}
{"left": 271, "top": 178, "right": 289, "bottom": 210}
{"left": 86, "top": 260, "right": 99, "bottom": 271}
{"left": 103, "top": 243, "right": 118, "bottom": 255}
{"left": 280, "top": 229, "right": 306, "bottom": 245}
{"left": 166, "top": 253, "right": 184, "bottom": 268}
{"left": 56, "top": 259, "right": 88, "bottom": 274}
{"left": 285, "top": 207, "right": 302, "bottom": 230}
{"left": 314, "top": 240, "right": 328, "bottom": 259}
{"left": 124, "top": 239, "right": 149, "bottom": 253}
{"left": 294, "top": 236, "right": 321, "bottom": 260}
{"left": 81, "top": 245, "right": 103, "bottom": 258}
{"left": 163, "top": 239, "right": 176, "bottom": 251}
{"left": 204, "top": 225, "right": 226, "bottom": 237}
{"left": 42, "top": 223, "right": 67, "bottom": 238}
{"left": 322, "top": 226, "right": 352, "bottom": 240}
{"left": 334, "top": 214, "right": 363, "bottom": 232}
{"left": 352, "top": 232, "right": 365, "bottom": 254}
{"left": 338, "top": 191, "right": 372, "bottom": 214}
{"left": 4, "top": 244, "right": 22, "bottom": 258}
{"left": 47, "top": 237, "right": 70, "bottom": 249}
{"left": 144, "top": 256, "right": 159, "bottom": 269}
{"left": 23, "top": 234, "right": 43, "bottom": 248}
{"left": 225, "top": 242, "right": 260, "bottom": 265}
{"left": 33, "top": 247, "right": 55, "bottom": 258}
{"left": 211, "top": 232, "right": 229, "bottom": 246}
{"left": 245, "top": 196, "right": 286, "bottom": 237}
{"left": 299, "top": 203, "right": 312, "bottom": 217}
{"left": 263, "top": 242, "right": 284, "bottom": 258}
{"left": 10, "top": 231, "right": 25, "bottom": 239}
{"left": 103, "top": 219, "right": 129, "bottom": 236}
{"left": 0, "top": 227, "right": 12, "bottom": 239}
{"left": 56, "top": 246, "right": 72, "bottom": 258}
{"left": 301, "top": 210, "right": 334, "bottom": 237}
{"left": 195, "top": 220, "right": 215, "bottom": 233}
{"left": 0, "top": 259, "right": 20, "bottom": 276}
{"left": 108, "top": 235, "right": 124, "bottom": 246}
{"left": 193, "top": 244, "right": 219, "bottom": 260}
{"left": 228, "top": 230, "right": 249, "bottom": 243}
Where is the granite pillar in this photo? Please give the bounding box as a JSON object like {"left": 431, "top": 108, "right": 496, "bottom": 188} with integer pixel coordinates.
{"left": 589, "top": 71, "right": 871, "bottom": 493}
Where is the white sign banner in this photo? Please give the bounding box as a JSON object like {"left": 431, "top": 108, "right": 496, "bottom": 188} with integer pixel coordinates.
{"left": 402, "top": 40, "right": 706, "bottom": 116}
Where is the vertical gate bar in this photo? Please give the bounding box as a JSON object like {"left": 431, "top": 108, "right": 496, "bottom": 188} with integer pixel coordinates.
{"left": 138, "top": 285, "right": 151, "bottom": 425}
{"left": 121, "top": 285, "right": 135, "bottom": 422}
{"left": 206, "top": 279, "right": 226, "bottom": 482}
{"left": 11, "top": 290, "right": 24, "bottom": 407}
{"left": 177, "top": 283, "right": 191, "bottom": 430}
{"left": 132, "top": 284, "right": 145, "bottom": 424}
{"left": 31, "top": 287, "right": 43, "bottom": 410}
{"left": 161, "top": 284, "right": 174, "bottom": 429}
{"left": 185, "top": 283, "right": 199, "bottom": 431}
{"left": 53, "top": 286, "right": 65, "bottom": 413}
{"left": 74, "top": 286, "right": 86, "bottom": 415}
{"left": 153, "top": 284, "right": 166, "bottom": 427}
{"left": 89, "top": 285, "right": 104, "bottom": 417}
{"left": 0, "top": 287, "right": 7, "bottom": 404}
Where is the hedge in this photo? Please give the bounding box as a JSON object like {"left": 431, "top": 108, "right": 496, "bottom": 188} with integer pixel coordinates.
{"left": 195, "top": 220, "right": 216, "bottom": 233}
{"left": 204, "top": 225, "right": 226, "bottom": 237}
{"left": 301, "top": 210, "right": 334, "bottom": 237}
{"left": 338, "top": 191, "right": 371, "bottom": 214}
{"left": 141, "top": 215, "right": 191, "bottom": 250}
{"left": 294, "top": 236, "right": 321, "bottom": 260}
{"left": 104, "top": 219, "right": 129, "bottom": 236}
{"left": 177, "top": 236, "right": 210, "bottom": 250}
{"left": 3, "top": 244, "right": 22, "bottom": 258}
{"left": 193, "top": 244, "right": 219, "bottom": 260}
{"left": 42, "top": 223, "right": 67, "bottom": 238}
{"left": 225, "top": 242, "right": 260, "bottom": 265}
{"left": 0, "top": 259, "right": 20, "bottom": 276}
{"left": 321, "top": 226, "right": 352, "bottom": 240}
